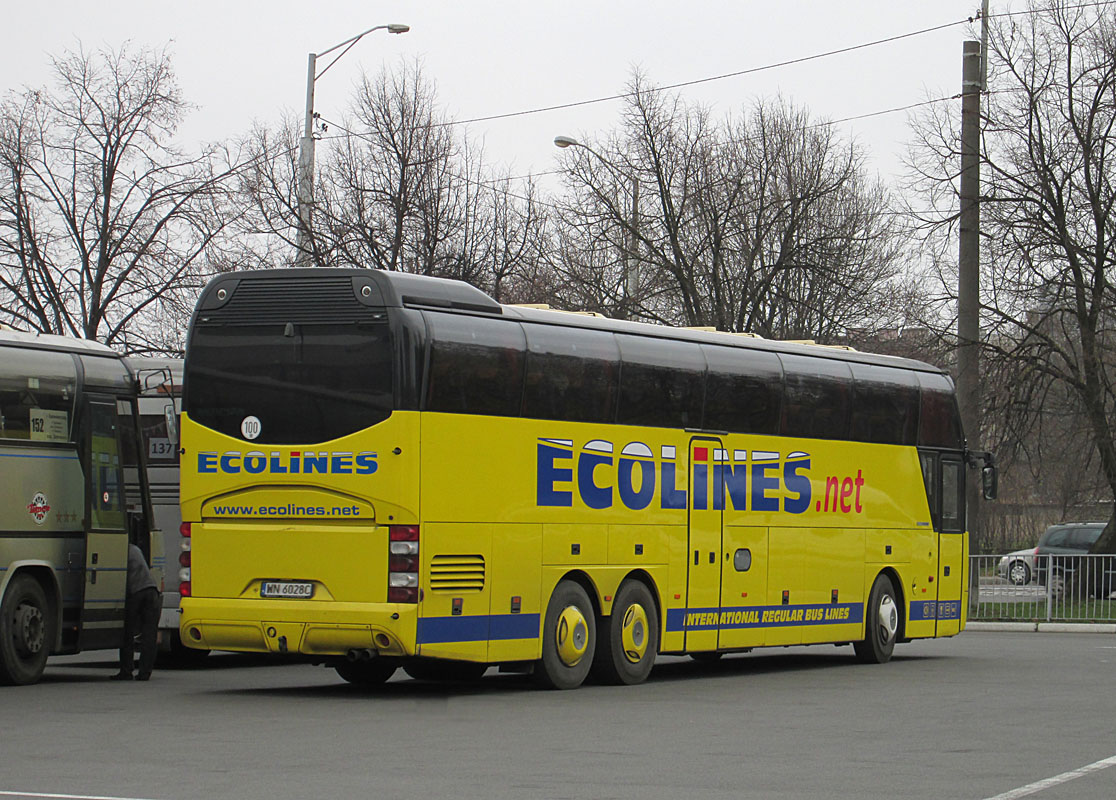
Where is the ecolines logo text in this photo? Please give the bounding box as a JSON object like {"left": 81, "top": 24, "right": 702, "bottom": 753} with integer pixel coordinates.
{"left": 197, "top": 450, "right": 378, "bottom": 475}
{"left": 537, "top": 438, "right": 818, "bottom": 512}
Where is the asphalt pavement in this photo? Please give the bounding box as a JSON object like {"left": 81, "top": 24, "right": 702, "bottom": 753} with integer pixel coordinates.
{"left": 1, "top": 631, "right": 1114, "bottom": 800}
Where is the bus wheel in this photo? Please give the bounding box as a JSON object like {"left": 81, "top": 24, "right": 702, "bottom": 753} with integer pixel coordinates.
{"left": 0, "top": 574, "right": 53, "bottom": 686}
{"left": 535, "top": 580, "right": 596, "bottom": 690}
{"left": 334, "top": 659, "right": 396, "bottom": 686}
{"left": 591, "top": 581, "right": 658, "bottom": 685}
{"left": 160, "top": 630, "right": 211, "bottom": 666}
{"left": 403, "top": 659, "right": 487, "bottom": 683}
{"left": 854, "top": 574, "right": 899, "bottom": 664}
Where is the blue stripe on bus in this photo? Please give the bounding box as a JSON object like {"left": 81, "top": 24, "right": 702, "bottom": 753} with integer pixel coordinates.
{"left": 909, "top": 600, "right": 962, "bottom": 621}
{"left": 0, "top": 452, "right": 79, "bottom": 460}
{"left": 665, "top": 603, "right": 864, "bottom": 632}
{"left": 417, "top": 613, "right": 541, "bottom": 644}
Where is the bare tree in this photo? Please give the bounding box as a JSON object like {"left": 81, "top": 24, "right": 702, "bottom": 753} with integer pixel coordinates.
{"left": 907, "top": 0, "right": 1116, "bottom": 553}
{"left": 0, "top": 44, "right": 232, "bottom": 353}
{"left": 555, "top": 73, "right": 906, "bottom": 338}
{"left": 228, "top": 58, "right": 552, "bottom": 300}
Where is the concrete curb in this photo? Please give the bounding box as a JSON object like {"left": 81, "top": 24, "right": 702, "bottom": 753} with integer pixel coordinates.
{"left": 967, "top": 621, "right": 1116, "bottom": 633}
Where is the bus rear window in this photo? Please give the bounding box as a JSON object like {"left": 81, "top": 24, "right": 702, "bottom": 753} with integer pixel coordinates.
{"left": 140, "top": 414, "right": 180, "bottom": 464}
{"left": 185, "top": 322, "right": 394, "bottom": 444}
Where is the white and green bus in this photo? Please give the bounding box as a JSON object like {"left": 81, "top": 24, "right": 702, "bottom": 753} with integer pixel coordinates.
{"left": 0, "top": 329, "right": 164, "bottom": 685}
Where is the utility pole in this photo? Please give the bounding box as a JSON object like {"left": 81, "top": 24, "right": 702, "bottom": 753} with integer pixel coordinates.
{"left": 958, "top": 40, "right": 982, "bottom": 552}
{"left": 295, "top": 53, "right": 317, "bottom": 269}
{"left": 293, "top": 24, "right": 410, "bottom": 268}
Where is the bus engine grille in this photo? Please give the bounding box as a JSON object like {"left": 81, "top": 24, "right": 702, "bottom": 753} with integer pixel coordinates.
{"left": 429, "top": 555, "right": 486, "bottom": 592}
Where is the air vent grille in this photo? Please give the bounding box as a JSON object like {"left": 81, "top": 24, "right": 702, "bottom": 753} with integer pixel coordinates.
{"left": 429, "top": 554, "right": 485, "bottom": 592}
{"left": 199, "top": 276, "right": 382, "bottom": 325}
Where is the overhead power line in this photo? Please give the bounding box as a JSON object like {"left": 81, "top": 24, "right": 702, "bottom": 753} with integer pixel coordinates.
{"left": 442, "top": 16, "right": 975, "bottom": 128}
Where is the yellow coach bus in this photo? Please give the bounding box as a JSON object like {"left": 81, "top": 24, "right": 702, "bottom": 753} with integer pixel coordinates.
{"left": 178, "top": 269, "right": 995, "bottom": 689}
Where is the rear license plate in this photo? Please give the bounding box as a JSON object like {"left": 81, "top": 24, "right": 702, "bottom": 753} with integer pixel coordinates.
{"left": 260, "top": 581, "right": 314, "bottom": 599}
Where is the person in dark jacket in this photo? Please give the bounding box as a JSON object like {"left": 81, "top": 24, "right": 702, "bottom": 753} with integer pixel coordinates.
{"left": 111, "top": 543, "right": 161, "bottom": 681}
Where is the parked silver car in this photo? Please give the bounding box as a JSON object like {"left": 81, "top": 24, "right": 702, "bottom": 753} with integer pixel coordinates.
{"left": 997, "top": 522, "right": 1107, "bottom": 586}
{"left": 997, "top": 547, "right": 1038, "bottom": 585}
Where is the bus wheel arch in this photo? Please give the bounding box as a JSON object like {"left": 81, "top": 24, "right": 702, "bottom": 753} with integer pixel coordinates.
{"left": 0, "top": 569, "right": 58, "bottom": 685}
{"left": 535, "top": 575, "right": 598, "bottom": 690}
{"left": 591, "top": 572, "right": 660, "bottom": 686}
{"left": 855, "top": 571, "right": 903, "bottom": 665}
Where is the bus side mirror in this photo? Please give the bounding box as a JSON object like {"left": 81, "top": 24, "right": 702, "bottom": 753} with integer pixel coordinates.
{"left": 982, "top": 464, "right": 998, "bottom": 501}
{"left": 164, "top": 403, "right": 179, "bottom": 449}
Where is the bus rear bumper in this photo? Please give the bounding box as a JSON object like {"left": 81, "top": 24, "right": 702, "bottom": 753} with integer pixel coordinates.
{"left": 178, "top": 597, "right": 418, "bottom": 658}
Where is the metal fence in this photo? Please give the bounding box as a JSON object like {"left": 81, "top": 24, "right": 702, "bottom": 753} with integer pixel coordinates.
{"left": 968, "top": 553, "right": 1116, "bottom": 622}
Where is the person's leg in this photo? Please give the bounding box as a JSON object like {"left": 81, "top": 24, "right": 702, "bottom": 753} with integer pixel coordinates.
{"left": 136, "top": 590, "right": 160, "bottom": 679}
{"left": 114, "top": 598, "right": 139, "bottom": 679}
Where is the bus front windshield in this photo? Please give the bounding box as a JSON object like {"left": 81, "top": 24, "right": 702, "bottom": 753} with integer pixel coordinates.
{"left": 185, "top": 322, "right": 394, "bottom": 445}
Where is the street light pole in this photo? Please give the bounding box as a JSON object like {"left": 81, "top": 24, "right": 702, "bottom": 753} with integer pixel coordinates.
{"left": 554, "top": 135, "right": 640, "bottom": 319}
{"left": 294, "top": 23, "right": 410, "bottom": 268}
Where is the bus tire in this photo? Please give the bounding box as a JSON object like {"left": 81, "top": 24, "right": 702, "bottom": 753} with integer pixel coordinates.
{"left": 535, "top": 580, "right": 596, "bottom": 690}
{"left": 403, "top": 659, "right": 487, "bottom": 683}
{"left": 591, "top": 580, "right": 658, "bottom": 685}
{"left": 854, "top": 574, "right": 899, "bottom": 664}
{"left": 160, "top": 630, "right": 211, "bottom": 666}
{"left": 334, "top": 659, "right": 396, "bottom": 686}
{"left": 0, "top": 574, "right": 53, "bottom": 686}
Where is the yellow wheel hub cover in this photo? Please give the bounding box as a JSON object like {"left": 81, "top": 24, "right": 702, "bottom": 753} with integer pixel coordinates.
{"left": 556, "top": 605, "right": 589, "bottom": 667}
{"left": 621, "top": 603, "right": 649, "bottom": 663}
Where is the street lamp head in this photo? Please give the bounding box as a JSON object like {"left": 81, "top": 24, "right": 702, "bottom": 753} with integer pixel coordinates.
{"left": 387, "top": 24, "right": 410, "bottom": 34}
{"left": 554, "top": 135, "right": 582, "bottom": 149}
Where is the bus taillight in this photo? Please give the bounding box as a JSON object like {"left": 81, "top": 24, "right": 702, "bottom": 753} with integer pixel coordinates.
{"left": 179, "top": 581, "right": 191, "bottom": 597}
{"left": 388, "top": 525, "right": 419, "bottom": 603}
{"left": 180, "top": 521, "right": 191, "bottom": 537}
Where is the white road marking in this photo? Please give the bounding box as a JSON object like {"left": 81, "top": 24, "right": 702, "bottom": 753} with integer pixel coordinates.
{"left": 0, "top": 791, "right": 164, "bottom": 800}
{"left": 982, "top": 755, "right": 1116, "bottom": 799}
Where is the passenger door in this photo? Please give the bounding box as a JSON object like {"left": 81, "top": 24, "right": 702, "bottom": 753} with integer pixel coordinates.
{"left": 935, "top": 454, "right": 965, "bottom": 636}
{"left": 685, "top": 437, "right": 723, "bottom": 652}
{"left": 78, "top": 398, "right": 130, "bottom": 651}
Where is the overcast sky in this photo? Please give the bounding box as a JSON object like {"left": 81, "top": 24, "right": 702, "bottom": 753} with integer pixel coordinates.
{"left": 3, "top": 1, "right": 993, "bottom": 188}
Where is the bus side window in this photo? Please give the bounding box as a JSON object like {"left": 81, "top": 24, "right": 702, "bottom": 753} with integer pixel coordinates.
{"left": 425, "top": 312, "right": 525, "bottom": 417}
{"left": 615, "top": 334, "right": 704, "bottom": 429}
{"left": 849, "top": 363, "right": 919, "bottom": 446}
{"left": 0, "top": 348, "right": 77, "bottom": 442}
{"left": 940, "top": 458, "right": 965, "bottom": 532}
{"left": 522, "top": 324, "right": 619, "bottom": 424}
{"left": 778, "top": 354, "right": 852, "bottom": 441}
{"left": 701, "top": 345, "right": 782, "bottom": 435}
{"left": 89, "top": 401, "right": 126, "bottom": 531}
{"left": 920, "top": 451, "right": 940, "bottom": 530}
{"left": 917, "top": 372, "right": 964, "bottom": 449}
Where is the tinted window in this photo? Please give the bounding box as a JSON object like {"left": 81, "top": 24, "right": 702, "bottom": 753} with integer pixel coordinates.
{"left": 186, "top": 321, "right": 394, "bottom": 444}
{"left": 0, "top": 347, "right": 77, "bottom": 443}
{"left": 1041, "top": 527, "right": 1069, "bottom": 547}
{"left": 616, "top": 335, "right": 704, "bottom": 428}
{"left": 80, "top": 354, "right": 133, "bottom": 394}
{"left": 139, "top": 412, "right": 180, "bottom": 465}
{"left": 425, "top": 312, "right": 524, "bottom": 417}
{"left": 1069, "top": 527, "right": 1102, "bottom": 549}
{"left": 522, "top": 324, "right": 619, "bottom": 423}
{"left": 920, "top": 451, "right": 938, "bottom": 529}
{"left": 941, "top": 459, "right": 964, "bottom": 532}
{"left": 779, "top": 354, "right": 852, "bottom": 440}
{"left": 850, "top": 363, "right": 919, "bottom": 445}
{"left": 702, "top": 345, "right": 782, "bottom": 435}
{"left": 918, "top": 372, "right": 963, "bottom": 448}
{"left": 89, "top": 400, "right": 126, "bottom": 531}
